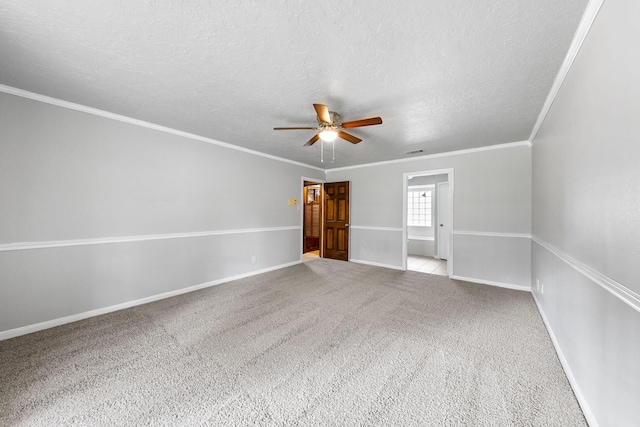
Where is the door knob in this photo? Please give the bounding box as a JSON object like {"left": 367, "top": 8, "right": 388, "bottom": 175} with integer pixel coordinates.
{"left": 345, "top": 224, "right": 350, "bottom": 227}
{"left": 440, "top": 224, "right": 444, "bottom": 226}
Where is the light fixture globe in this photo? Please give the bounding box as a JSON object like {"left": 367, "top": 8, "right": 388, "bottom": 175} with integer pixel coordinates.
{"left": 319, "top": 129, "right": 338, "bottom": 142}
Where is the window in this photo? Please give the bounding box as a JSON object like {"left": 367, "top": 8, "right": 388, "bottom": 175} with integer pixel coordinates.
{"left": 407, "top": 186, "right": 433, "bottom": 227}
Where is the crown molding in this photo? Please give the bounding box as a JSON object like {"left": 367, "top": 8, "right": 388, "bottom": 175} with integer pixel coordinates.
{"left": 529, "top": 0, "right": 605, "bottom": 142}
{"left": 0, "top": 84, "right": 324, "bottom": 172}
{"left": 326, "top": 141, "right": 531, "bottom": 173}
{"left": 1, "top": 83, "right": 533, "bottom": 174}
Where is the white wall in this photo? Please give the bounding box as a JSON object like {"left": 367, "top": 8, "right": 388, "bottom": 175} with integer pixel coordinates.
{"left": 531, "top": 0, "right": 640, "bottom": 424}
{"left": 407, "top": 237, "right": 434, "bottom": 257}
{"left": 0, "top": 91, "right": 324, "bottom": 337}
{"left": 326, "top": 143, "right": 532, "bottom": 289}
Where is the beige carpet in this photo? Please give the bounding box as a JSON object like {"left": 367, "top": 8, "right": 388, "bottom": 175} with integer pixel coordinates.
{"left": 0, "top": 259, "right": 586, "bottom": 426}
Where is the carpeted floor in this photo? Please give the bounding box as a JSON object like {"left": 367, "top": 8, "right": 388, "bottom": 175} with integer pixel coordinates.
{"left": 0, "top": 259, "right": 586, "bottom": 426}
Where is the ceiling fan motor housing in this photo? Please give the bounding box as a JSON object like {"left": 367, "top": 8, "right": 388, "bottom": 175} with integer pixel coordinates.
{"left": 318, "top": 111, "right": 340, "bottom": 128}
{"left": 274, "top": 103, "right": 382, "bottom": 146}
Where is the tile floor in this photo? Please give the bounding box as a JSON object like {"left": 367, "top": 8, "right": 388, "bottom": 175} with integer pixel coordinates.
{"left": 407, "top": 255, "right": 448, "bottom": 276}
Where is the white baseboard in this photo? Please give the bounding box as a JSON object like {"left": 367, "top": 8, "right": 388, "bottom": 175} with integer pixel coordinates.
{"left": 532, "top": 294, "right": 598, "bottom": 427}
{"left": 0, "top": 261, "right": 300, "bottom": 341}
{"left": 450, "top": 275, "right": 530, "bottom": 292}
{"left": 349, "top": 259, "right": 405, "bottom": 271}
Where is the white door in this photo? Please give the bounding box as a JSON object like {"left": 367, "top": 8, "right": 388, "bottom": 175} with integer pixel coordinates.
{"left": 437, "top": 182, "right": 450, "bottom": 260}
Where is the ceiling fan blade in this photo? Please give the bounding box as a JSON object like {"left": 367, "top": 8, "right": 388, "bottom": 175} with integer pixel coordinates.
{"left": 274, "top": 127, "right": 317, "bottom": 130}
{"left": 304, "top": 134, "right": 320, "bottom": 146}
{"left": 313, "top": 104, "right": 332, "bottom": 124}
{"left": 341, "top": 117, "right": 383, "bottom": 129}
{"left": 337, "top": 131, "right": 362, "bottom": 144}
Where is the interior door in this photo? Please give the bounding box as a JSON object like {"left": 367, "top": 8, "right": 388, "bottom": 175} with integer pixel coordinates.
{"left": 437, "top": 181, "right": 450, "bottom": 260}
{"left": 323, "top": 181, "right": 350, "bottom": 261}
{"left": 303, "top": 184, "right": 321, "bottom": 253}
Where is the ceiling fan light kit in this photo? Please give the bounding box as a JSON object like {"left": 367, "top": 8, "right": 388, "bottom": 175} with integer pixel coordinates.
{"left": 274, "top": 103, "right": 382, "bottom": 162}
{"left": 318, "top": 129, "right": 338, "bottom": 142}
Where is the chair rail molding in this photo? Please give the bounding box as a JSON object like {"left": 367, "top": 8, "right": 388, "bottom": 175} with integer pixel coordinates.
{"left": 533, "top": 236, "right": 640, "bottom": 313}
{"left": 0, "top": 226, "right": 301, "bottom": 252}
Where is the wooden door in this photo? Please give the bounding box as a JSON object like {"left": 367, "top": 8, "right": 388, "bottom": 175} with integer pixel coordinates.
{"left": 323, "top": 181, "right": 349, "bottom": 261}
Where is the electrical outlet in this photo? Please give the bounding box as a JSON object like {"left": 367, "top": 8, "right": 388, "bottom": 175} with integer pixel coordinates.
{"left": 251, "top": 255, "right": 257, "bottom": 263}
{"left": 540, "top": 282, "right": 544, "bottom": 295}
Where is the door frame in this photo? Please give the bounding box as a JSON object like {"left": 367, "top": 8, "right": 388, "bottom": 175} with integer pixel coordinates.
{"left": 436, "top": 181, "right": 450, "bottom": 261}
{"left": 300, "top": 176, "right": 326, "bottom": 261}
{"left": 402, "top": 168, "right": 454, "bottom": 276}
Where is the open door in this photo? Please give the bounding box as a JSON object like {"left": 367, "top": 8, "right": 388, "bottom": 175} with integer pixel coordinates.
{"left": 303, "top": 182, "right": 322, "bottom": 253}
{"left": 436, "top": 181, "right": 450, "bottom": 260}
{"left": 323, "top": 181, "right": 349, "bottom": 261}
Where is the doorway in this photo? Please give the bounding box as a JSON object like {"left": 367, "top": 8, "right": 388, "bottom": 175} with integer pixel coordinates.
{"left": 403, "top": 169, "right": 453, "bottom": 276}
{"left": 301, "top": 178, "right": 351, "bottom": 262}
{"left": 302, "top": 179, "right": 323, "bottom": 262}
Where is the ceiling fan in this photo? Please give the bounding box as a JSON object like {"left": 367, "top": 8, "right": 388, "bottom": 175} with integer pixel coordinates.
{"left": 274, "top": 103, "right": 383, "bottom": 146}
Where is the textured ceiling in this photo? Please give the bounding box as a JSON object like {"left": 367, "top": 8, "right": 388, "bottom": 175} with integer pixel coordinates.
{"left": 0, "top": 0, "right": 589, "bottom": 169}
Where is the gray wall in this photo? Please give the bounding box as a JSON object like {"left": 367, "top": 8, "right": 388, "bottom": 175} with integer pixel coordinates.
{"left": 531, "top": 0, "right": 640, "bottom": 424}
{"left": 326, "top": 143, "right": 532, "bottom": 288}
{"left": 0, "top": 92, "right": 324, "bottom": 336}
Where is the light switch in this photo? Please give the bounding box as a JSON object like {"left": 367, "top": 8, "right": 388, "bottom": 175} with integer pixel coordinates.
{"left": 288, "top": 198, "right": 298, "bottom": 206}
